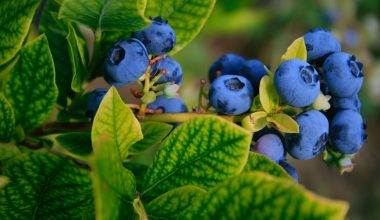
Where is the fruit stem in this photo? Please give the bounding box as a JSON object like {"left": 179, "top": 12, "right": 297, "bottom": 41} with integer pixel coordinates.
{"left": 138, "top": 65, "right": 152, "bottom": 118}
{"left": 142, "top": 113, "right": 246, "bottom": 123}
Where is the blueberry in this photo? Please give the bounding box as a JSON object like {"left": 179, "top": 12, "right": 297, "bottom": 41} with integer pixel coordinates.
{"left": 104, "top": 39, "right": 149, "bottom": 86}
{"left": 151, "top": 56, "right": 183, "bottom": 85}
{"left": 323, "top": 52, "right": 364, "bottom": 97}
{"left": 208, "top": 53, "right": 245, "bottom": 82}
{"left": 331, "top": 95, "right": 361, "bottom": 112}
{"left": 274, "top": 59, "right": 320, "bottom": 107}
{"left": 148, "top": 95, "right": 188, "bottom": 113}
{"left": 286, "top": 110, "right": 329, "bottom": 160}
{"left": 330, "top": 110, "right": 367, "bottom": 154}
{"left": 253, "top": 134, "right": 286, "bottom": 163}
{"left": 279, "top": 160, "right": 299, "bottom": 182}
{"left": 133, "top": 17, "right": 176, "bottom": 55}
{"left": 304, "top": 28, "right": 341, "bottom": 62}
{"left": 86, "top": 88, "right": 108, "bottom": 118}
{"left": 238, "top": 59, "right": 268, "bottom": 94}
{"left": 209, "top": 75, "right": 254, "bottom": 115}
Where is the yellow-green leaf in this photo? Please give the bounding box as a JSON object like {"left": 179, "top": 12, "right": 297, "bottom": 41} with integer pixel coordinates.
{"left": 241, "top": 111, "right": 267, "bottom": 132}
{"left": 146, "top": 185, "right": 206, "bottom": 219}
{"left": 90, "top": 135, "right": 137, "bottom": 220}
{"left": 4, "top": 35, "right": 58, "bottom": 132}
{"left": 243, "top": 152, "right": 292, "bottom": 180}
{"left": 259, "top": 75, "right": 281, "bottom": 113}
{"left": 0, "top": 0, "right": 40, "bottom": 65}
{"left": 129, "top": 122, "right": 173, "bottom": 155}
{"left": 179, "top": 172, "right": 348, "bottom": 220}
{"left": 281, "top": 37, "right": 307, "bottom": 62}
{"left": 312, "top": 92, "right": 331, "bottom": 111}
{"left": 59, "top": 0, "right": 148, "bottom": 32}
{"left": 0, "top": 94, "right": 15, "bottom": 142}
{"left": 92, "top": 87, "right": 143, "bottom": 160}
{"left": 0, "top": 143, "right": 20, "bottom": 161}
{"left": 141, "top": 116, "right": 252, "bottom": 198}
{"left": 144, "top": 0, "right": 216, "bottom": 55}
{"left": 267, "top": 113, "right": 299, "bottom": 133}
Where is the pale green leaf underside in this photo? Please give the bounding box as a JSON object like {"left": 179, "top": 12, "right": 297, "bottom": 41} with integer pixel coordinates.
{"left": 281, "top": 37, "right": 307, "bottom": 62}
{"left": 267, "top": 113, "right": 299, "bottom": 133}
{"left": 179, "top": 172, "right": 348, "bottom": 220}
{"left": 129, "top": 121, "right": 173, "bottom": 155}
{"left": 0, "top": 144, "right": 20, "bottom": 161}
{"left": 0, "top": 151, "right": 93, "bottom": 220}
{"left": 259, "top": 75, "right": 280, "bottom": 113}
{"left": 0, "top": 94, "right": 15, "bottom": 142}
{"left": 0, "top": 0, "right": 40, "bottom": 65}
{"left": 90, "top": 135, "right": 137, "bottom": 220}
{"left": 92, "top": 87, "right": 143, "bottom": 160}
{"left": 4, "top": 35, "right": 58, "bottom": 132}
{"left": 67, "top": 23, "right": 88, "bottom": 92}
{"left": 243, "top": 152, "right": 292, "bottom": 180}
{"left": 142, "top": 116, "right": 252, "bottom": 198}
{"left": 59, "top": 0, "right": 148, "bottom": 32}
{"left": 146, "top": 185, "right": 206, "bottom": 219}
{"left": 241, "top": 111, "right": 267, "bottom": 132}
{"left": 145, "top": 0, "right": 216, "bottom": 55}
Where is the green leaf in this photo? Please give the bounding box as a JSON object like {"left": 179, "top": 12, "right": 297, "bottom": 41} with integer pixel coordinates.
{"left": 129, "top": 122, "right": 173, "bottom": 155}
{"left": 241, "top": 111, "right": 268, "bottom": 132}
{"left": 142, "top": 116, "right": 252, "bottom": 198}
{"left": 146, "top": 185, "right": 206, "bottom": 219}
{"left": 4, "top": 35, "right": 58, "bottom": 132}
{"left": 249, "top": 95, "right": 262, "bottom": 112}
{"left": 179, "top": 172, "right": 348, "bottom": 220}
{"left": 0, "top": 176, "right": 9, "bottom": 189}
{"left": 0, "top": 143, "right": 20, "bottom": 161}
{"left": 0, "top": 0, "right": 40, "bottom": 65}
{"left": 67, "top": 23, "right": 88, "bottom": 93}
{"left": 90, "top": 134, "right": 137, "bottom": 220}
{"left": 145, "top": 0, "right": 216, "bottom": 55}
{"left": 0, "top": 151, "right": 93, "bottom": 220}
{"left": 243, "top": 152, "right": 292, "bottom": 180}
{"left": 281, "top": 37, "right": 307, "bottom": 62}
{"left": 0, "top": 94, "right": 15, "bottom": 142}
{"left": 92, "top": 87, "right": 143, "bottom": 160}
{"left": 56, "top": 132, "right": 92, "bottom": 157}
{"left": 123, "top": 163, "right": 148, "bottom": 189}
{"left": 59, "top": 0, "right": 148, "bottom": 32}
{"left": 267, "top": 113, "right": 299, "bottom": 133}
{"left": 40, "top": 9, "right": 73, "bottom": 107}
{"left": 259, "top": 75, "right": 281, "bottom": 113}
{"left": 312, "top": 92, "right": 331, "bottom": 111}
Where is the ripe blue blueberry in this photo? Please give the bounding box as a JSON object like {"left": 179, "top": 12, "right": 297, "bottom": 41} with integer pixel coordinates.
{"left": 253, "top": 134, "right": 286, "bottom": 163}
{"left": 304, "top": 28, "right": 341, "bottom": 62}
{"left": 208, "top": 53, "right": 245, "bottom": 82}
{"left": 331, "top": 95, "right": 361, "bottom": 112}
{"left": 239, "top": 59, "right": 268, "bottom": 94}
{"left": 86, "top": 88, "right": 108, "bottom": 118}
{"left": 323, "top": 52, "right": 364, "bottom": 97}
{"left": 274, "top": 59, "right": 320, "bottom": 107}
{"left": 151, "top": 56, "right": 183, "bottom": 85}
{"left": 133, "top": 17, "right": 176, "bottom": 55}
{"left": 330, "top": 110, "right": 367, "bottom": 154}
{"left": 279, "top": 160, "right": 299, "bottom": 182}
{"left": 148, "top": 95, "right": 188, "bottom": 113}
{"left": 209, "top": 75, "right": 254, "bottom": 115}
{"left": 104, "top": 39, "right": 149, "bottom": 86}
{"left": 286, "top": 110, "right": 329, "bottom": 160}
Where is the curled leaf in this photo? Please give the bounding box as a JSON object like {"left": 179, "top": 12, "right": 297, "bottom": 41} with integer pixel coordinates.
{"left": 267, "top": 113, "right": 299, "bottom": 133}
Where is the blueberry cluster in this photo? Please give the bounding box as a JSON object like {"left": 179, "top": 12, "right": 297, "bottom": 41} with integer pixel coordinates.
{"left": 86, "top": 17, "right": 187, "bottom": 117}
{"left": 208, "top": 54, "right": 268, "bottom": 115}
{"left": 208, "top": 29, "right": 367, "bottom": 179}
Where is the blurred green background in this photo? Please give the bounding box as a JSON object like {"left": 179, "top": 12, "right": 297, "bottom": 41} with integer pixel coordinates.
{"left": 171, "top": 0, "right": 380, "bottom": 219}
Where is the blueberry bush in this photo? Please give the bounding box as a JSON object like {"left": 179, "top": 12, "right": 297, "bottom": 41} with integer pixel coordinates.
{"left": 0, "top": 0, "right": 368, "bottom": 219}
